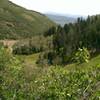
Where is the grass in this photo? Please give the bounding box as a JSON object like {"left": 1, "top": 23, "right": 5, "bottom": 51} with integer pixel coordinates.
{"left": 16, "top": 53, "right": 39, "bottom": 67}
{"left": 17, "top": 53, "right": 100, "bottom": 70}
{"left": 16, "top": 52, "right": 100, "bottom": 77}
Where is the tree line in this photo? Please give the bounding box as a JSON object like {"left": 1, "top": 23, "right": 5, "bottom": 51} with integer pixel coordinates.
{"left": 41, "top": 15, "right": 100, "bottom": 65}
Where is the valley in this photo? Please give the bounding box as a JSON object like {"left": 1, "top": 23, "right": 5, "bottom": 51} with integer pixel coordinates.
{"left": 46, "top": 13, "right": 77, "bottom": 26}
{"left": 0, "top": 0, "right": 100, "bottom": 99}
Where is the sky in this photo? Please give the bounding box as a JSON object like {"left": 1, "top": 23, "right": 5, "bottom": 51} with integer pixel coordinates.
{"left": 9, "top": 0, "right": 100, "bottom": 16}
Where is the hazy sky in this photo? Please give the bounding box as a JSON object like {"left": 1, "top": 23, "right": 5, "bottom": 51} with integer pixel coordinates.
{"left": 9, "top": 0, "right": 100, "bottom": 16}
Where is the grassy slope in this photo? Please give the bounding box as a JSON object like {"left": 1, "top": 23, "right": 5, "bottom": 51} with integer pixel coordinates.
{"left": 66, "top": 55, "right": 100, "bottom": 71}
{"left": 16, "top": 53, "right": 100, "bottom": 99}
{"left": 0, "top": 0, "right": 55, "bottom": 39}
{"left": 18, "top": 52, "right": 100, "bottom": 70}
{"left": 17, "top": 52, "right": 100, "bottom": 78}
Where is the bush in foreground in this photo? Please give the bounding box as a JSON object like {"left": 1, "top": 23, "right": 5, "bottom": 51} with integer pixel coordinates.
{"left": 73, "top": 47, "right": 90, "bottom": 64}
{"left": 0, "top": 45, "right": 99, "bottom": 100}
{"left": 1, "top": 64, "right": 100, "bottom": 99}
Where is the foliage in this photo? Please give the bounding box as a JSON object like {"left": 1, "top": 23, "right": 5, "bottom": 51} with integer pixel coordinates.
{"left": 33, "top": 66, "right": 100, "bottom": 100}
{"left": 0, "top": 45, "right": 11, "bottom": 70}
{"left": 12, "top": 36, "right": 53, "bottom": 55}
{"left": 0, "top": 64, "right": 100, "bottom": 99}
{"left": 43, "top": 15, "right": 100, "bottom": 65}
{"left": 0, "top": 44, "right": 100, "bottom": 99}
{"left": 0, "top": 1, "right": 100, "bottom": 99}
{"left": 13, "top": 42, "right": 41, "bottom": 55}
{"left": 73, "top": 47, "right": 90, "bottom": 64}
{"left": 44, "top": 26, "right": 57, "bottom": 36}
{"left": 0, "top": 45, "right": 23, "bottom": 99}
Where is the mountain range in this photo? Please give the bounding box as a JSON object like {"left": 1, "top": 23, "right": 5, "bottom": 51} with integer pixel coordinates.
{"left": 45, "top": 13, "right": 78, "bottom": 26}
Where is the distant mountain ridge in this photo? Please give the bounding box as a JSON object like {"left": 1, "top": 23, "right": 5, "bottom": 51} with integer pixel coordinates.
{"left": 45, "top": 13, "right": 77, "bottom": 26}
{"left": 0, "top": 0, "right": 55, "bottom": 39}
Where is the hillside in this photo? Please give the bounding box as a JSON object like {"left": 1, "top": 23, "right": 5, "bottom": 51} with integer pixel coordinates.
{"left": 0, "top": 45, "right": 100, "bottom": 99}
{"left": 46, "top": 13, "right": 77, "bottom": 26}
{"left": 0, "top": 0, "right": 55, "bottom": 39}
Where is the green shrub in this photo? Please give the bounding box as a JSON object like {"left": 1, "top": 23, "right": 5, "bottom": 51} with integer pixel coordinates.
{"left": 0, "top": 63, "right": 100, "bottom": 99}
{"left": 0, "top": 50, "right": 23, "bottom": 99}
{"left": 32, "top": 66, "right": 100, "bottom": 100}
{"left": 73, "top": 47, "right": 90, "bottom": 64}
{"left": 0, "top": 45, "right": 11, "bottom": 70}
{"left": 12, "top": 41, "right": 42, "bottom": 55}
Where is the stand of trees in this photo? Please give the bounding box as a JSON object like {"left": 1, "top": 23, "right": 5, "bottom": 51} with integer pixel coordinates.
{"left": 12, "top": 36, "right": 53, "bottom": 55}
{"left": 40, "top": 15, "right": 100, "bottom": 65}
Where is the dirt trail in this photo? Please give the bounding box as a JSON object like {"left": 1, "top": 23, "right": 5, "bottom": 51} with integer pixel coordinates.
{"left": 0, "top": 40, "right": 17, "bottom": 47}
{"left": 0, "top": 40, "right": 18, "bottom": 52}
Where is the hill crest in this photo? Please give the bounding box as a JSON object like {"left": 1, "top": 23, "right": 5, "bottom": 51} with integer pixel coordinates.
{"left": 0, "top": 0, "right": 55, "bottom": 39}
